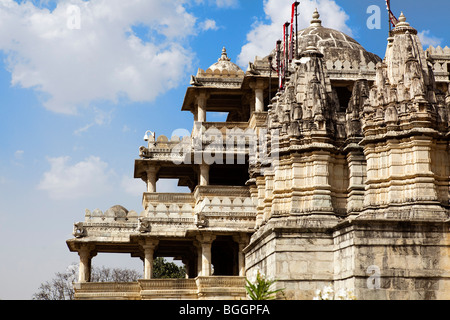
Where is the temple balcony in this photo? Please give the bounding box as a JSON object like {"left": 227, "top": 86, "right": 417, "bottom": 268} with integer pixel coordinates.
{"left": 140, "top": 185, "right": 256, "bottom": 234}
{"left": 138, "top": 121, "right": 256, "bottom": 162}
{"left": 73, "top": 276, "right": 246, "bottom": 300}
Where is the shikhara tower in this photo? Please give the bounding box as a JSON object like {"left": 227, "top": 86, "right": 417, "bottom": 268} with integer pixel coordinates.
{"left": 67, "top": 9, "right": 450, "bottom": 300}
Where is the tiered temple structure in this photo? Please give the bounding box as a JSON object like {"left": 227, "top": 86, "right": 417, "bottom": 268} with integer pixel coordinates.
{"left": 67, "top": 10, "right": 450, "bottom": 300}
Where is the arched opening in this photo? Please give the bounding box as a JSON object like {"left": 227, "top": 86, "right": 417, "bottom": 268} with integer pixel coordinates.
{"left": 211, "top": 236, "right": 239, "bottom": 276}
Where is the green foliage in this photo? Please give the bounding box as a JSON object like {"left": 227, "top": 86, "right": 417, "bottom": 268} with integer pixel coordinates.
{"left": 245, "top": 270, "right": 284, "bottom": 300}
{"left": 152, "top": 257, "right": 186, "bottom": 279}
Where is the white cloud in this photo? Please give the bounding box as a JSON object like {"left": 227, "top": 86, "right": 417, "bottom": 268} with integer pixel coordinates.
{"left": 237, "top": 0, "right": 352, "bottom": 67}
{"left": 38, "top": 156, "right": 115, "bottom": 200}
{"left": 215, "top": 0, "right": 238, "bottom": 8}
{"left": 0, "top": 0, "right": 198, "bottom": 114}
{"left": 199, "top": 19, "right": 219, "bottom": 31}
{"left": 73, "top": 107, "right": 114, "bottom": 135}
{"left": 121, "top": 175, "right": 145, "bottom": 196}
{"left": 418, "top": 30, "right": 443, "bottom": 48}
{"left": 194, "top": 0, "right": 238, "bottom": 8}
{"left": 14, "top": 150, "right": 24, "bottom": 159}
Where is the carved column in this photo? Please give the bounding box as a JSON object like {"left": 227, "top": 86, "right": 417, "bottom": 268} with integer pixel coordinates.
{"left": 345, "top": 144, "right": 366, "bottom": 216}
{"left": 199, "top": 164, "right": 209, "bottom": 186}
{"left": 233, "top": 234, "right": 249, "bottom": 277}
{"left": 146, "top": 166, "right": 159, "bottom": 193}
{"left": 194, "top": 241, "right": 202, "bottom": 277}
{"left": 250, "top": 80, "right": 267, "bottom": 113}
{"left": 142, "top": 239, "right": 159, "bottom": 279}
{"left": 311, "top": 152, "right": 333, "bottom": 213}
{"left": 197, "top": 92, "right": 209, "bottom": 123}
{"left": 446, "top": 83, "right": 450, "bottom": 106}
{"left": 77, "top": 245, "right": 97, "bottom": 283}
{"left": 196, "top": 234, "right": 215, "bottom": 276}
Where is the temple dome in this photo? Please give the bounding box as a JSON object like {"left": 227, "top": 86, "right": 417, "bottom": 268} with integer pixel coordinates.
{"left": 104, "top": 205, "right": 128, "bottom": 221}
{"left": 208, "top": 47, "right": 243, "bottom": 73}
{"left": 270, "top": 9, "right": 382, "bottom": 67}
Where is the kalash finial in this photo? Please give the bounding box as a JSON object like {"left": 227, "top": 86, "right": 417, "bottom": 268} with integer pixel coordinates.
{"left": 396, "top": 12, "right": 410, "bottom": 27}
{"left": 218, "top": 47, "right": 231, "bottom": 62}
{"left": 310, "top": 8, "right": 322, "bottom": 27}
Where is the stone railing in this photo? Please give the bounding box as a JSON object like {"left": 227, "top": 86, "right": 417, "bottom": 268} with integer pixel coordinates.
{"left": 202, "top": 121, "right": 250, "bottom": 134}
{"left": 140, "top": 279, "right": 198, "bottom": 300}
{"left": 74, "top": 277, "right": 247, "bottom": 300}
{"left": 84, "top": 207, "right": 139, "bottom": 223}
{"left": 424, "top": 46, "right": 450, "bottom": 82}
{"left": 194, "top": 185, "right": 251, "bottom": 199}
{"left": 73, "top": 206, "right": 139, "bottom": 239}
{"left": 142, "top": 193, "right": 195, "bottom": 214}
{"left": 196, "top": 276, "right": 247, "bottom": 299}
{"left": 196, "top": 68, "right": 245, "bottom": 78}
{"left": 193, "top": 186, "right": 256, "bottom": 231}
{"left": 74, "top": 282, "right": 141, "bottom": 300}
{"left": 426, "top": 45, "right": 450, "bottom": 56}
{"left": 138, "top": 187, "right": 256, "bottom": 233}
{"left": 325, "top": 60, "right": 377, "bottom": 80}
{"left": 326, "top": 60, "right": 376, "bottom": 71}
{"left": 138, "top": 193, "right": 196, "bottom": 235}
{"left": 139, "top": 123, "right": 258, "bottom": 160}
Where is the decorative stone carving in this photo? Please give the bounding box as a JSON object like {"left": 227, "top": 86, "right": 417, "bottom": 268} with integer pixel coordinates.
{"left": 138, "top": 218, "right": 151, "bottom": 233}
{"left": 73, "top": 222, "right": 86, "bottom": 238}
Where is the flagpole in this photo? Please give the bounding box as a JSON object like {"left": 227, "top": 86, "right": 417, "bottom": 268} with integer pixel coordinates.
{"left": 388, "top": 0, "right": 392, "bottom": 36}
{"left": 294, "top": 2, "right": 300, "bottom": 60}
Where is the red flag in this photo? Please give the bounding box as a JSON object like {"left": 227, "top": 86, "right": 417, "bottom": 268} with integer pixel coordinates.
{"left": 386, "top": 0, "right": 398, "bottom": 27}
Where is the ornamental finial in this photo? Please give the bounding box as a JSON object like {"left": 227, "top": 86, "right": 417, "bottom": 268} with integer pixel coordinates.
{"left": 310, "top": 8, "right": 322, "bottom": 27}
{"left": 219, "top": 47, "right": 231, "bottom": 62}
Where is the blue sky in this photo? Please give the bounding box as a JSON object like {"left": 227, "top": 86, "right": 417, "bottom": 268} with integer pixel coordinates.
{"left": 0, "top": 0, "right": 448, "bottom": 299}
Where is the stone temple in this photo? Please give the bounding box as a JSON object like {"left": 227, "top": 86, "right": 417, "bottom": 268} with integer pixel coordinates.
{"left": 67, "top": 9, "right": 450, "bottom": 300}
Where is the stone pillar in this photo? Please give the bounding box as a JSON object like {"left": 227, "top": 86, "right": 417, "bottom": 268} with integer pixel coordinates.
{"left": 182, "top": 258, "right": 190, "bottom": 279}
{"left": 346, "top": 145, "right": 366, "bottom": 216}
{"left": 311, "top": 152, "right": 333, "bottom": 212}
{"left": 233, "top": 234, "right": 249, "bottom": 277}
{"left": 142, "top": 240, "right": 159, "bottom": 279}
{"left": 197, "top": 234, "right": 215, "bottom": 276}
{"left": 445, "top": 82, "right": 450, "bottom": 106}
{"left": 199, "top": 164, "right": 209, "bottom": 186}
{"left": 250, "top": 80, "right": 266, "bottom": 113}
{"left": 146, "top": 167, "right": 159, "bottom": 193}
{"left": 77, "top": 245, "right": 96, "bottom": 283}
{"left": 197, "top": 92, "right": 208, "bottom": 123}
{"left": 195, "top": 241, "right": 202, "bottom": 277}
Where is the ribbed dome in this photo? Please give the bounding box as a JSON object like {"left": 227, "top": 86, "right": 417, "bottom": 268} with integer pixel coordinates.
{"left": 269, "top": 9, "right": 382, "bottom": 67}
